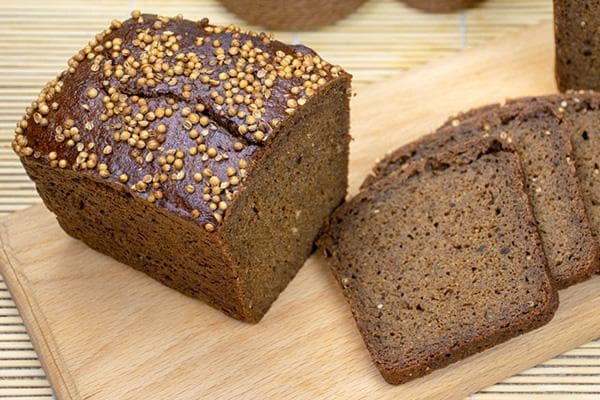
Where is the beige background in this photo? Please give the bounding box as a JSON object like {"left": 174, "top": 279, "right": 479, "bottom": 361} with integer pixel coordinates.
{"left": 0, "top": 0, "right": 598, "bottom": 399}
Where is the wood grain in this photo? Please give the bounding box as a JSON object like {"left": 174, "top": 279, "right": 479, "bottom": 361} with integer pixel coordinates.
{"left": 0, "top": 21, "right": 599, "bottom": 400}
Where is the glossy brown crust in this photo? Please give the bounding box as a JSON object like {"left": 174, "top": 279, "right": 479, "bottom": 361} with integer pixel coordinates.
{"left": 319, "top": 139, "right": 558, "bottom": 385}
{"left": 401, "top": 0, "right": 482, "bottom": 13}
{"left": 218, "top": 0, "right": 368, "bottom": 30}
{"left": 13, "top": 13, "right": 349, "bottom": 231}
{"left": 363, "top": 98, "right": 599, "bottom": 288}
{"left": 554, "top": 0, "right": 600, "bottom": 91}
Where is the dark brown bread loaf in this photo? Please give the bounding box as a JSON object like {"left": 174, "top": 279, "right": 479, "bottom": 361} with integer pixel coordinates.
{"left": 401, "top": 0, "right": 482, "bottom": 13}
{"left": 218, "top": 0, "right": 368, "bottom": 30}
{"left": 364, "top": 100, "right": 598, "bottom": 288}
{"left": 554, "top": 0, "right": 600, "bottom": 91}
{"left": 12, "top": 11, "right": 351, "bottom": 323}
{"left": 319, "top": 139, "right": 558, "bottom": 385}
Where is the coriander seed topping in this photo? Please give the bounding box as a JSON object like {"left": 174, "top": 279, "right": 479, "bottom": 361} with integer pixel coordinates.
{"left": 13, "top": 11, "right": 344, "bottom": 233}
{"left": 204, "top": 223, "right": 215, "bottom": 232}
{"left": 86, "top": 88, "right": 99, "bottom": 99}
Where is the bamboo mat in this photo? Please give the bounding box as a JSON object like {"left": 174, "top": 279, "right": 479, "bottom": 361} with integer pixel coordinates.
{"left": 1, "top": 0, "right": 599, "bottom": 399}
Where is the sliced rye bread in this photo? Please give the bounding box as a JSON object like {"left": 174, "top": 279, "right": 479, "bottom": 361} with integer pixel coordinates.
{"left": 319, "top": 138, "right": 558, "bottom": 385}
{"left": 440, "top": 91, "right": 600, "bottom": 274}
{"left": 510, "top": 92, "right": 600, "bottom": 274}
{"left": 362, "top": 99, "right": 599, "bottom": 288}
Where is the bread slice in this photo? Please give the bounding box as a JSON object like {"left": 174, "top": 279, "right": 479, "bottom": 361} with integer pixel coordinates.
{"left": 512, "top": 92, "right": 600, "bottom": 274}
{"left": 363, "top": 100, "right": 598, "bottom": 288}
{"left": 438, "top": 91, "right": 600, "bottom": 275}
{"left": 319, "top": 139, "right": 558, "bottom": 385}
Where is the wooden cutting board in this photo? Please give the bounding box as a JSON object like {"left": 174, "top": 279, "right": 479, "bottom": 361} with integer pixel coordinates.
{"left": 1, "top": 21, "right": 599, "bottom": 400}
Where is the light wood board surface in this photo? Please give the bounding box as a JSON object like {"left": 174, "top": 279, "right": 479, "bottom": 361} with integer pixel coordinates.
{"left": 1, "top": 20, "right": 600, "bottom": 400}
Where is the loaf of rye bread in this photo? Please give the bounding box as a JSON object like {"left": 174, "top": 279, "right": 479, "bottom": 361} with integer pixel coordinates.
{"left": 554, "top": 0, "right": 600, "bottom": 91}
{"left": 319, "top": 138, "right": 558, "bottom": 385}
{"left": 401, "top": 0, "right": 482, "bottom": 13}
{"left": 218, "top": 0, "right": 368, "bottom": 30}
{"left": 12, "top": 11, "right": 351, "bottom": 323}
{"left": 363, "top": 99, "right": 599, "bottom": 288}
